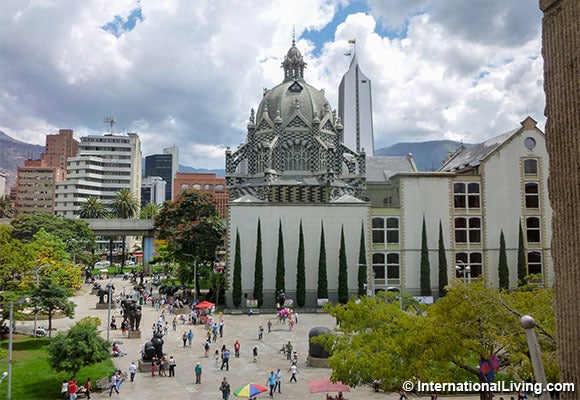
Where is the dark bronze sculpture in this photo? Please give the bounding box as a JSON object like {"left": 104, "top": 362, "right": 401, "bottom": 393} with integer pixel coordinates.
{"left": 141, "top": 332, "right": 164, "bottom": 361}
{"left": 96, "top": 284, "right": 114, "bottom": 304}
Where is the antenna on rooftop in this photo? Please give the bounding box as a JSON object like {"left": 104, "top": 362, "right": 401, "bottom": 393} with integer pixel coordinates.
{"left": 104, "top": 116, "right": 116, "bottom": 134}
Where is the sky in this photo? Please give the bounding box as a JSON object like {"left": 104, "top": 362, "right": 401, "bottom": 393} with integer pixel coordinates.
{"left": 0, "top": 0, "right": 545, "bottom": 169}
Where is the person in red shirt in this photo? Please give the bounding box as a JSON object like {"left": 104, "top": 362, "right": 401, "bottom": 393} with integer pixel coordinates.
{"left": 68, "top": 378, "right": 78, "bottom": 400}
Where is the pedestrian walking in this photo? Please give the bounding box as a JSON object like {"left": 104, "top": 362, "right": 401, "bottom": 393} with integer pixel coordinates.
{"left": 68, "top": 378, "right": 78, "bottom": 400}
{"left": 168, "top": 355, "right": 176, "bottom": 377}
{"left": 129, "top": 362, "right": 137, "bottom": 382}
{"left": 253, "top": 346, "right": 258, "bottom": 363}
{"left": 289, "top": 364, "right": 297, "bottom": 382}
{"left": 114, "top": 370, "right": 123, "bottom": 391}
{"left": 274, "top": 369, "right": 282, "bottom": 393}
{"left": 267, "top": 371, "right": 276, "bottom": 397}
{"left": 172, "top": 317, "right": 177, "bottom": 331}
{"left": 84, "top": 377, "right": 92, "bottom": 400}
{"left": 182, "top": 331, "right": 187, "bottom": 347}
{"left": 234, "top": 340, "right": 240, "bottom": 358}
{"left": 258, "top": 325, "right": 264, "bottom": 340}
{"left": 286, "top": 341, "right": 293, "bottom": 360}
{"left": 151, "top": 356, "right": 156, "bottom": 377}
{"left": 109, "top": 373, "right": 119, "bottom": 396}
{"left": 61, "top": 380, "right": 68, "bottom": 400}
{"left": 188, "top": 329, "right": 194, "bottom": 347}
{"left": 267, "top": 320, "right": 272, "bottom": 333}
{"left": 219, "top": 377, "right": 231, "bottom": 400}
{"left": 214, "top": 349, "right": 220, "bottom": 367}
{"left": 204, "top": 339, "right": 211, "bottom": 357}
{"left": 221, "top": 348, "right": 230, "bottom": 371}
{"left": 195, "top": 362, "right": 202, "bottom": 384}
{"left": 219, "top": 320, "right": 224, "bottom": 337}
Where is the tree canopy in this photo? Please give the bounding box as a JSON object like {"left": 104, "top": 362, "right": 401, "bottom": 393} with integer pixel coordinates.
{"left": 317, "top": 280, "right": 556, "bottom": 396}
{"left": 47, "top": 317, "right": 110, "bottom": 377}
{"left": 30, "top": 277, "right": 76, "bottom": 337}
{"left": 155, "top": 190, "right": 224, "bottom": 283}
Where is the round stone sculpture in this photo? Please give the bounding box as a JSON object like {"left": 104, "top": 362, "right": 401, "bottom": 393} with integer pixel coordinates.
{"left": 308, "top": 326, "right": 331, "bottom": 359}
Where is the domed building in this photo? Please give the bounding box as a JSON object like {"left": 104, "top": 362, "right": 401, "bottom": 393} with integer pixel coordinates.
{"left": 225, "top": 40, "right": 370, "bottom": 308}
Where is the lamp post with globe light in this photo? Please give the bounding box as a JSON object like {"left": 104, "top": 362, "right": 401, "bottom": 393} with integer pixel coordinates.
{"left": 455, "top": 260, "right": 471, "bottom": 284}
{"left": 8, "top": 297, "right": 28, "bottom": 400}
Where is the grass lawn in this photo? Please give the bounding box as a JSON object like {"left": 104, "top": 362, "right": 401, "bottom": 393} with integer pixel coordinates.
{"left": 0, "top": 334, "right": 115, "bottom": 400}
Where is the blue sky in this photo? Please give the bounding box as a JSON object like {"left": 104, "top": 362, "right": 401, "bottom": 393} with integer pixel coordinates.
{"left": 0, "top": 0, "right": 544, "bottom": 169}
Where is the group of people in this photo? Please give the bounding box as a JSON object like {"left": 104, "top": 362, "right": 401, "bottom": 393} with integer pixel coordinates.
{"left": 149, "top": 355, "right": 177, "bottom": 377}
{"left": 61, "top": 377, "right": 91, "bottom": 400}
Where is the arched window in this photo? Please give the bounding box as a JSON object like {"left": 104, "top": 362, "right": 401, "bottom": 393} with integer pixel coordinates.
{"left": 285, "top": 145, "right": 309, "bottom": 171}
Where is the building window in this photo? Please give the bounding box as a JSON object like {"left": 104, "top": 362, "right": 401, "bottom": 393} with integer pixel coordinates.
{"left": 256, "top": 150, "right": 265, "bottom": 173}
{"left": 285, "top": 145, "right": 309, "bottom": 171}
{"left": 372, "top": 217, "right": 399, "bottom": 245}
{"left": 455, "top": 252, "right": 482, "bottom": 281}
{"left": 528, "top": 251, "right": 542, "bottom": 275}
{"left": 526, "top": 217, "right": 541, "bottom": 243}
{"left": 180, "top": 184, "right": 189, "bottom": 191}
{"left": 525, "top": 182, "right": 540, "bottom": 209}
{"left": 524, "top": 159, "right": 538, "bottom": 175}
{"left": 454, "top": 217, "right": 481, "bottom": 244}
{"left": 204, "top": 184, "right": 213, "bottom": 190}
{"left": 383, "top": 197, "right": 392, "bottom": 206}
{"left": 453, "top": 182, "right": 480, "bottom": 209}
{"left": 372, "top": 252, "right": 400, "bottom": 285}
{"left": 192, "top": 184, "right": 201, "bottom": 190}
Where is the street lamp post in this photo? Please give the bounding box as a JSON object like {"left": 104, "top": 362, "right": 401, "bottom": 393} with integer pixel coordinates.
{"left": 8, "top": 297, "right": 27, "bottom": 400}
{"left": 106, "top": 282, "right": 112, "bottom": 341}
{"left": 520, "top": 316, "right": 550, "bottom": 400}
{"left": 33, "top": 269, "right": 39, "bottom": 336}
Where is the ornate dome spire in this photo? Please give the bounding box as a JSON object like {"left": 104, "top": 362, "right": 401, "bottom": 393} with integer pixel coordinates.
{"left": 281, "top": 35, "right": 307, "bottom": 82}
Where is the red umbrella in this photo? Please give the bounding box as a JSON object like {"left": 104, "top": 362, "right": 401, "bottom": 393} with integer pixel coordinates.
{"left": 308, "top": 379, "right": 350, "bottom": 393}
{"left": 195, "top": 301, "right": 215, "bottom": 309}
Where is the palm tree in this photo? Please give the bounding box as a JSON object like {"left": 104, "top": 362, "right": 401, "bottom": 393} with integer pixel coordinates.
{"left": 78, "top": 197, "right": 109, "bottom": 219}
{"left": 110, "top": 189, "right": 139, "bottom": 271}
{"left": 140, "top": 202, "right": 162, "bottom": 219}
{"left": 0, "top": 196, "right": 15, "bottom": 218}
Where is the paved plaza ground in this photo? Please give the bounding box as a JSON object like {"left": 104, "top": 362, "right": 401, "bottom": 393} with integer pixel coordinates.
{"left": 16, "top": 276, "right": 482, "bottom": 399}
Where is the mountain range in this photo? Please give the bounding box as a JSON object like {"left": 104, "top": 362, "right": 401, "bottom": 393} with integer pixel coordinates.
{"left": 0, "top": 130, "right": 466, "bottom": 193}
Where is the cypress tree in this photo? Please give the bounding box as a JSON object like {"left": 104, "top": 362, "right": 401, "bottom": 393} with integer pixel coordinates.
{"left": 498, "top": 229, "right": 509, "bottom": 290}
{"left": 296, "top": 220, "right": 306, "bottom": 307}
{"left": 275, "top": 220, "right": 285, "bottom": 303}
{"left": 357, "top": 222, "right": 367, "bottom": 296}
{"left": 253, "top": 218, "right": 264, "bottom": 307}
{"left": 420, "top": 215, "right": 432, "bottom": 296}
{"left": 437, "top": 220, "right": 448, "bottom": 298}
{"left": 338, "top": 225, "right": 349, "bottom": 304}
{"left": 317, "top": 221, "right": 328, "bottom": 299}
{"left": 232, "top": 228, "right": 242, "bottom": 307}
{"left": 517, "top": 220, "right": 527, "bottom": 286}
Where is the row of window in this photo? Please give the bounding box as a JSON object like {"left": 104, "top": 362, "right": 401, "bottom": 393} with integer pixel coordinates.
{"left": 180, "top": 183, "right": 225, "bottom": 191}
{"left": 371, "top": 250, "right": 543, "bottom": 285}
{"left": 372, "top": 215, "right": 541, "bottom": 246}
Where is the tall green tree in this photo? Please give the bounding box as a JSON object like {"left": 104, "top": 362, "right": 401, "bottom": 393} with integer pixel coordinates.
{"left": 0, "top": 195, "right": 15, "bottom": 218}
{"left": 438, "top": 220, "right": 449, "bottom": 298}
{"left": 232, "top": 229, "right": 243, "bottom": 307}
{"left": 420, "top": 215, "right": 432, "bottom": 296}
{"left": 47, "top": 317, "right": 110, "bottom": 377}
{"left": 30, "top": 277, "right": 76, "bottom": 337}
{"left": 275, "top": 220, "right": 285, "bottom": 302}
{"left": 338, "top": 225, "right": 349, "bottom": 304}
{"left": 79, "top": 196, "right": 109, "bottom": 219}
{"left": 357, "top": 222, "right": 367, "bottom": 296}
{"left": 317, "top": 221, "right": 328, "bottom": 299}
{"left": 517, "top": 220, "right": 527, "bottom": 286}
{"left": 498, "top": 230, "right": 509, "bottom": 290}
{"left": 110, "top": 188, "right": 140, "bottom": 271}
{"left": 156, "top": 191, "right": 224, "bottom": 287}
{"left": 0, "top": 224, "right": 30, "bottom": 292}
{"left": 253, "top": 219, "right": 264, "bottom": 307}
{"left": 296, "top": 220, "right": 306, "bottom": 307}
{"left": 209, "top": 271, "right": 227, "bottom": 306}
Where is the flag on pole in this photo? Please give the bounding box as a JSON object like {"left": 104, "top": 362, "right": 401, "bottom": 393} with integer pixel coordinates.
{"left": 348, "top": 38, "right": 356, "bottom": 44}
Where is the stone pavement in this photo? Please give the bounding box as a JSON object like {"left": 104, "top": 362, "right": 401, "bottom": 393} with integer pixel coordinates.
{"left": 16, "top": 276, "right": 481, "bottom": 399}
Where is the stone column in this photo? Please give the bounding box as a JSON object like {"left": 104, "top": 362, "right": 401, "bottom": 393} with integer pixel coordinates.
{"left": 539, "top": 1, "right": 580, "bottom": 398}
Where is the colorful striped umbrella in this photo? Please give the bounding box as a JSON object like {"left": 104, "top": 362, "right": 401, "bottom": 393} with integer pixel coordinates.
{"left": 233, "top": 383, "right": 268, "bottom": 398}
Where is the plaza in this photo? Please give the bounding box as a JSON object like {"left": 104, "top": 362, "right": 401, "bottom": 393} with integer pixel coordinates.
{"left": 13, "top": 275, "right": 482, "bottom": 399}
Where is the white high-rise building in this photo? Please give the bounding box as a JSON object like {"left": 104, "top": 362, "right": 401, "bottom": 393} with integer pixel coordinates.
{"left": 54, "top": 133, "right": 142, "bottom": 216}
{"left": 338, "top": 54, "right": 374, "bottom": 156}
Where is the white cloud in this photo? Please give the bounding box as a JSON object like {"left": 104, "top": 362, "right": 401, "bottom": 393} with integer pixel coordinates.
{"left": 0, "top": 0, "right": 545, "bottom": 169}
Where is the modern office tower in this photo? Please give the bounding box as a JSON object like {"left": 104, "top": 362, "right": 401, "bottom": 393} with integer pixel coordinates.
{"left": 54, "top": 132, "right": 142, "bottom": 216}
{"left": 164, "top": 145, "right": 179, "bottom": 198}
{"left": 0, "top": 173, "right": 5, "bottom": 197}
{"left": 141, "top": 176, "right": 167, "bottom": 207}
{"left": 41, "top": 129, "right": 79, "bottom": 175}
{"left": 15, "top": 159, "right": 64, "bottom": 215}
{"left": 145, "top": 152, "right": 174, "bottom": 201}
{"left": 173, "top": 172, "right": 227, "bottom": 217}
{"left": 338, "top": 54, "right": 374, "bottom": 156}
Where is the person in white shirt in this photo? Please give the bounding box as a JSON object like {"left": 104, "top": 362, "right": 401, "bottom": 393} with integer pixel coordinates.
{"left": 129, "top": 362, "right": 137, "bottom": 382}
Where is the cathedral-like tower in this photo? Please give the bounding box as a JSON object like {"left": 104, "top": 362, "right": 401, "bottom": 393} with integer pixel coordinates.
{"left": 225, "top": 41, "right": 366, "bottom": 202}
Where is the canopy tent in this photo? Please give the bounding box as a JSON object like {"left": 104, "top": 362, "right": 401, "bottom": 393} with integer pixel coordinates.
{"left": 195, "top": 301, "right": 215, "bottom": 309}
{"left": 308, "top": 379, "right": 351, "bottom": 394}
